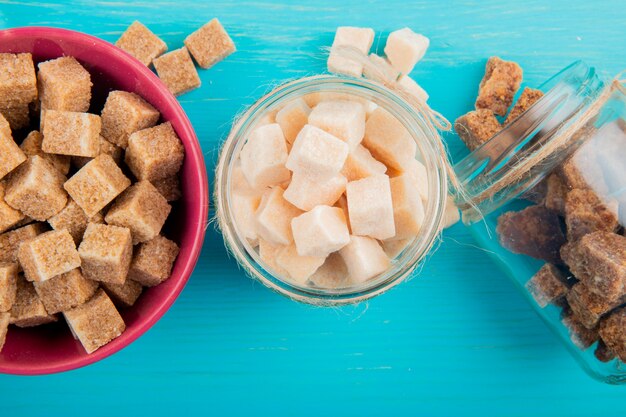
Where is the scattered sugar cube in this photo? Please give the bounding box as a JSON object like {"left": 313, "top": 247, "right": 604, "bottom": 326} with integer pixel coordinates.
{"left": 152, "top": 176, "right": 182, "bottom": 202}
{"left": 72, "top": 135, "right": 124, "bottom": 169}
{"left": 308, "top": 101, "right": 366, "bottom": 150}
{"left": 389, "top": 174, "right": 425, "bottom": 240}
{"left": 340, "top": 235, "right": 390, "bottom": 283}
{"left": 505, "top": 87, "right": 544, "bottom": 125}
{"left": 101, "top": 90, "right": 160, "bottom": 148}
{"left": 127, "top": 235, "right": 179, "bottom": 287}
{"left": 283, "top": 172, "right": 346, "bottom": 211}
{"left": 397, "top": 75, "right": 429, "bottom": 102}
{"left": 18, "top": 229, "right": 80, "bottom": 282}
{"left": 239, "top": 123, "right": 290, "bottom": 189}
{"left": 184, "top": 18, "right": 236, "bottom": 69}
{"left": 363, "top": 54, "right": 400, "bottom": 84}
{"left": 275, "top": 98, "right": 311, "bottom": 145}
{"left": 79, "top": 223, "right": 132, "bottom": 285}
{"left": 341, "top": 144, "right": 387, "bottom": 181}
{"left": 475, "top": 56, "right": 523, "bottom": 116}
{"left": 153, "top": 47, "right": 201, "bottom": 96}
{"left": 363, "top": 107, "right": 416, "bottom": 170}
{"left": 382, "top": 238, "right": 414, "bottom": 258}
{"left": 0, "top": 263, "right": 18, "bottom": 312}
{"left": 38, "top": 56, "right": 92, "bottom": 112}
{"left": 102, "top": 279, "right": 143, "bottom": 308}
{"left": 0, "top": 312, "right": 8, "bottom": 351}
{"left": 346, "top": 174, "right": 395, "bottom": 240}
{"left": 384, "top": 28, "right": 429, "bottom": 75}
{"left": 64, "top": 289, "right": 125, "bottom": 354}
{"left": 125, "top": 122, "right": 185, "bottom": 182}
{"left": 105, "top": 181, "right": 171, "bottom": 244}
{"left": 275, "top": 244, "right": 325, "bottom": 284}
{"left": 454, "top": 109, "right": 502, "bottom": 151}
{"left": 0, "top": 223, "right": 47, "bottom": 264}
{"left": 0, "top": 53, "right": 37, "bottom": 108}
{"left": 33, "top": 268, "right": 98, "bottom": 314}
{"left": 286, "top": 124, "right": 349, "bottom": 180}
{"left": 258, "top": 238, "right": 288, "bottom": 277}
{"left": 292, "top": 205, "right": 350, "bottom": 257}
{"left": 232, "top": 192, "right": 261, "bottom": 245}
{"left": 20, "top": 130, "right": 70, "bottom": 175}
{"left": 308, "top": 253, "right": 349, "bottom": 289}
{"left": 327, "top": 26, "right": 375, "bottom": 78}
{"left": 255, "top": 187, "right": 303, "bottom": 246}
{"left": 0, "top": 182, "right": 25, "bottom": 234}
{"left": 442, "top": 195, "right": 460, "bottom": 229}
{"left": 10, "top": 275, "right": 57, "bottom": 327}
{"left": 47, "top": 199, "right": 91, "bottom": 244}
{"left": 0, "top": 116, "right": 26, "bottom": 180}
{"left": 41, "top": 110, "right": 101, "bottom": 157}
{"left": 115, "top": 21, "right": 167, "bottom": 67}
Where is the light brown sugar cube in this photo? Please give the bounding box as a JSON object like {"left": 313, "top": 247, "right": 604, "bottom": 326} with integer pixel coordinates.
{"left": 363, "top": 107, "right": 416, "bottom": 170}
{"left": 153, "top": 47, "right": 201, "bottom": 96}
{"left": 327, "top": 26, "right": 375, "bottom": 78}
{"left": 255, "top": 187, "right": 303, "bottom": 246}
{"left": 239, "top": 123, "right": 290, "bottom": 188}
{"left": 63, "top": 289, "right": 125, "bottom": 353}
{"left": 152, "top": 176, "right": 182, "bottom": 202}
{"left": 18, "top": 229, "right": 80, "bottom": 282}
{"left": 346, "top": 174, "right": 395, "bottom": 240}
{"left": 363, "top": 54, "right": 400, "bottom": 84}
{"left": 10, "top": 275, "right": 57, "bottom": 327}
{"left": 64, "top": 154, "right": 131, "bottom": 218}
{"left": 184, "top": 18, "right": 236, "bottom": 69}
{"left": 454, "top": 109, "right": 502, "bottom": 151}
{"left": 275, "top": 243, "right": 325, "bottom": 284}
{"left": 20, "top": 130, "right": 70, "bottom": 175}
{"left": 127, "top": 235, "right": 179, "bottom": 287}
{"left": 33, "top": 268, "right": 98, "bottom": 314}
{"left": 258, "top": 238, "right": 288, "bottom": 276}
{"left": 0, "top": 223, "right": 47, "bottom": 264}
{"left": 0, "top": 104, "right": 30, "bottom": 130}
{"left": 101, "top": 90, "right": 160, "bottom": 148}
{"left": 38, "top": 56, "right": 92, "bottom": 112}
{"left": 389, "top": 175, "right": 425, "bottom": 240}
{"left": 102, "top": 279, "right": 142, "bottom": 308}
{"left": 308, "top": 252, "right": 349, "bottom": 289}
{"left": 397, "top": 75, "right": 429, "bottom": 102}
{"left": 42, "top": 110, "right": 101, "bottom": 157}
{"left": 384, "top": 28, "right": 429, "bottom": 75}
{"left": 72, "top": 135, "right": 124, "bottom": 169}
{"left": 125, "top": 122, "right": 185, "bottom": 182}
{"left": 0, "top": 118, "right": 26, "bottom": 180}
{"left": 232, "top": 192, "right": 261, "bottom": 245}
{"left": 79, "top": 223, "right": 132, "bottom": 285}
{"left": 283, "top": 171, "right": 346, "bottom": 211}
{"left": 382, "top": 238, "right": 414, "bottom": 258}
{"left": 286, "top": 124, "right": 349, "bottom": 180}
{"left": 308, "top": 101, "right": 366, "bottom": 150}
{"left": 0, "top": 182, "right": 25, "bottom": 234}
{"left": 105, "top": 181, "right": 171, "bottom": 244}
{"left": 0, "top": 312, "right": 8, "bottom": 351}
{"left": 0, "top": 53, "right": 37, "bottom": 108}
{"left": 291, "top": 205, "right": 350, "bottom": 257}
{"left": 475, "top": 57, "right": 523, "bottom": 116}
{"left": 5, "top": 155, "right": 67, "bottom": 221}
{"left": 442, "top": 195, "right": 460, "bottom": 229}
{"left": 0, "top": 112, "right": 11, "bottom": 138}
{"left": 115, "top": 21, "right": 167, "bottom": 67}
{"left": 0, "top": 263, "right": 18, "bottom": 312}
{"left": 341, "top": 144, "right": 387, "bottom": 181}
{"left": 47, "top": 199, "right": 90, "bottom": 244}
{"left": 275, "top": 98, "right": 311, "bottom": 145}
{"left": 340, "top": 235, "right": 390, "bottom": 283}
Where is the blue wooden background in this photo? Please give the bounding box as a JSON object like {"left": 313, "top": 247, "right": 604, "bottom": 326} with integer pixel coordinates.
{"left": 1, "top": 0, "right": 625, "bottom": 415}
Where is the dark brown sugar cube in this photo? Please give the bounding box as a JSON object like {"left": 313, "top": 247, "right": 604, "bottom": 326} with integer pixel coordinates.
{"left": 184, "top": 18, "right": 236, "bottom": 69}
{"left": 504, "top": 87, "right": 544, "bottom": 125}
{"left": 0, "top": 53, "right": 37, "bottom": 108}
{"left": 33, "top": 268, "right": 98, "bottom": 314}
{"left": 153, "top": 47, "right": 201, "bottom": 96}
{"left": 128, "top": 235, "right": 179, "bottom": 287}
{"left": 78, "top": 223, "right": 133, "bottom": 285}
{"left": 72, "top": 136, "right": 124, "bottom": 169}
{"left": 18, "top": 229, "right": 81, "bottom": 283}
{"left": 0, "top": 104, "right": 30, "bottom": 130}
{"left": 0, "top": 115, "right": 27, "bottom": 180}
{"left": 102, "top": 279, "right": 142, "bottom": 308}
{"left": 594, "top": 340, "right": 616, "bottom": 363}
{"left": 47, "top": 199, "right": 90, "bottom": 244}
{"left": 115, "top": 21, "right": 167, "bottom": 67}
{"left": 566, "top": 282, "right": 624, "bottom": 329}
{"left": 0, "top": 263, "right": 18, "bottom": 312}
{"left": 64, "top": 154, "right": 131, "bottom": 218}
{"left": 37, "top": 56, "right": 92, "bottom": 112}
{"left": 598, "top": 308, "right": 626, "bottom": 362}
{"left": 101, "top": 91, "right": 160, "bottom": 149}
{"left": 564, "top": 189, "right": 618, "bottom": 242}
{"left": 10, "top": 275, "right": 57, "bottom": 327}
{"left": 4, "top": 155, "right": 67, "bottom": 221}
{"left": 544, "top": 173, "right": 568, "bottom": 215}
{"left": 152, "top": 176, "right": 182, "bottom": 202}
{"left": 0, "top": 181, "right": 25, "bottom": 234}
{"left": 20, "top": 130, "right": 70, "bottom": 175}
{"left": 0, "top": 223, "right": 47, "bottom": 264}
{"left": 42, "top": 110, "right": 101, "bottom": 157}
{"left": 105, "top": 181, "right": 171, "bottom": 244}
{"left": 63, "top": 289, "right": 125, "bottom": 354}
{"left": 526, "top": 264, "right": 570, "bottom": 308}
{"left": 496, "top": 205, "right": 566, "bottom": 264}
{"left": 561, "top": 308, "right": 598, "bottom": 349}
{"left": 125, "top": 122, "right": 185, "bottom": 182}
{"left": 475, "top": 56, "right": 523, "bottom": 116}
{"left": 454, "top": 109, "right": 502, "bottom": 151}
{"left": 0, "top": 312, "right": 8, "bottom": 351}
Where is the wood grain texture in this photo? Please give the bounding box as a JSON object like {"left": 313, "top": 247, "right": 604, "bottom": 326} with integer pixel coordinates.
{"left": 1, "top": 0, "right": 626, "bottom": 415}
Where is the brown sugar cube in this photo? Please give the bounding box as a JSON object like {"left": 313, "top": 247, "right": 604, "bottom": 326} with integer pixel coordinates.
{"left": 504, "top": 87, "right": 544, "bottom": 125}
{"left": 101, "top": 91, "right": 160, "bottom": 149}
{"left": 152, "top": 176, "right": 182, "bottom": 202}
{"left": 5, "top": 155, "right": 67, "bottom": 221}
{"left": 0, "top": 53, "right": 37, "bottom": 108}
{"left": 475, "top": 56, "right": 523, "bottom": 116}
{"left": 184, "top": 18, "right": 236, "bottom": 69}
{"left": 64, "top": 154, "right": 131, "bottom": 218}
{"left": 564, "top": 189, "right": 618, "bottom": 242}
{"left": 0, "top": 104, "right": 30, "bottom": 130}
{"left": 105, "top": 181, "right": 171, "bottom": 244}
{"left": 496, "top": 205, "right": 566, "bottom": 264}
{"left": 63, "top": 289, "right": 125, "bottom": 353}
{"left": 18, "top": 229, "right": 81, "bottom": 282}
{"left": 0, "top": 111, "right": 11, "bottom": 138}
{"left": 47, "top": 199, "right": 91, "bottom": 244}
{"left": 115, "top": 21, "right": 167, "bottom": 67}
{"left": 0, "top": 114, "right": 27, "bottom": 180}
{"left": 594, "top": 340, "right": 616, "bottom": 363}
{"left": 102, "top": 279, "right": 142, "bottom": 308}
{"left": 0, "top": 181, "right": 25, "bottom": 234}
{"left": 0, "top": 263, "right": 18, "bottom": 312}
{"left": 71, "top": 136, "right": 123, "bottom": 169}
{"left": 598, "top": 308, "right": 626, "bottom": 362}
{"left": 544, "top": 173, "right": 568, "bottom": 215}
{"left": 128, "top": 235, "right": 179, "bottom": 287}
{"left": 526, "top": 264, "right": 571, "bottom": 308}
{"left": 33, "top": 268, "right": 98, "bottom": 314}
{"left": 78, "top": 223, "right": 133, "bottom": 285}
{"left": 561, "top": 307, "right": 598, "bottom": 349}
{"left": 41, "top": 110, "right": 101, "bottom": 157}
{"left": 0, "top": 312, "right": 8, "bottom": 351}
{"left": 125, "top": 122, "right": 185, "bottom": 182}
{"left": 558, "top": 144, "right": 608, "bottom": 194}
{"left": 566, "top": 282, "right": 624, "bottom": 329}
{"left": 0, "top": 223, "right": 47, "bottom": 264}
{"left": 153, "top": 47, "right": 201, "bottom": 96}
{"left": 20, "top": 130, "right": 70, "bottom": 175}
{"left": 454, "top": 109, "right": 502, "bottom": 151}
{"left": 10, "top": 275, "right": 57, "bottom": 327}
{"left": 37, "top": 56, "right": 92, "bottom": 112}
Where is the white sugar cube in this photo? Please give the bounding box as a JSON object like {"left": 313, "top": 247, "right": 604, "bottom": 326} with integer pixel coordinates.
{"left": 340, "top": 235, "right": 390, "bottom": 283}
{"left": 255, "top": 187, "right": 303, "bottom": 245}
{"left": 286, "top": 124, "right": 349, "bottom": 179}
{"left": 363, "top": 54, "right": 400, "bottom": 84}
{"left": 363, "top": 107, "right": 416, "bottom": 170}
{"left": 334, "top": 194, "right": 351, "bottom": 233}
{"left": 341, "top": 144, "right": 387, "bottom": 181}
{"left": 397, "top": 158, "right": 429, "bottom": 203}
{"left": 327, "top": 26, "right": 375, "bottom": 78}
{"left": 309, "top": 253, "right": 349, "bottom": 289}
{"left": 389, "top": 174, "right": 425, "bottom": 240}
{"left": 276, "top": 244, "right": 325, "bottom": 284}
{"left": 382, "top": 238, "right": 414, "bottom": 258}
{"left": 240, "top": 123, "right": 290, "bottom": 189}
{"left": 397, "top": 75, "right": 429, "bottom": 102}
{"left": 231, "top": 164, "right": 263, "bottom": 197}
{"left": 258, "top": 238, "right": 288, "bottom": 276}
{"left": 292, "top": 205, "right": 350, "bottom": 257}
{"left": 346, "top": 174, "right": 395, "bottom": 240}
{"left": 308, "top": 101, "right": 366, "bottom": 150}
{"left": 443, "top": 195, "right": 460, "bottom": 229}
{"left": 275, "top": 98, "right": 311, "bottom": 145}
{"left": 384, "top": 28, "right": 429, "bottom": 75}
{"left": 283, "top": 171, "right": 346, "bottom": 211}
{"left": 232, "top": 192, "right": 261, "bottom": 246}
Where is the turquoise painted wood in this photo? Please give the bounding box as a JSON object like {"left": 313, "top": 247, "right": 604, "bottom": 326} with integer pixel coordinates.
{"left": 1, "top": 1, "right": 626, "bottom": 415}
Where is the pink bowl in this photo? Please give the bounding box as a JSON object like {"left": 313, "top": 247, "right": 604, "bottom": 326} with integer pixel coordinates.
{"left": 0, "top": 27, "right": 208, "bottom": 375}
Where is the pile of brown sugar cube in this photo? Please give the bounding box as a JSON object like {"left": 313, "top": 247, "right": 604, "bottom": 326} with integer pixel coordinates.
{"left": 455, "top": 57, "right": 626, "bottom": 364}
{"left": 0, "top": 52, "right": 184, "bottom": 354}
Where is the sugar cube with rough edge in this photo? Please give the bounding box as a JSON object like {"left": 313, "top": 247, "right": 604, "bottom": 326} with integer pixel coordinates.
{"left": 594, "top": 340, "right": 616, "bottom": 363}
{"left": 363, "top": 54, "right": 400, "bottom": 84}
{"left": 239, "top": 123, "right": 290, "bottom": 189}
{"left": 475, "top": 56, "right": 523, "bottom": 116}
{"left": 105, "top": 181, "right": 171, "bottom": 245}
{"left": 47, "top": 200, "right": 90, "bottom": 244}
{"left": 308, "top": 253, "right": 349, "bottom": 289}
{"left": 566, "top": 282, "right": 625, "bottom": 329}
{"left": 389, "top": 174, "right": 425, "bottom": 240}
{"left": 152, "top": 176, "right": 182, "bottom": 202}
{"left": 599, "top": 308, "right": 626, "bottom": 362}
{"left": 397, "top": 75, "right": 429, "bottom": 102}
{"left": 64, "top": 154, "right": 131, "bottom": 218}
{"left": 341, "top": 144, "right": 387, "bottom": 182}
{"left": 78, "top": 223, "right": 132, "bottom": 285}
{"left": 101, "top": 90, "right": 160, "bottom": 149}
{"left": 38, "top": 56, "right": 92, "bottom": 112}
{"left": 10, "top": 275, "right": 57, "bottom": 327}
{"left": 41, "top": 110, "right": 101, "bottom": 157}
{"left": 363, "top": 107, "right": 416, "bottom": 170}
{"left": 291, "top": 206, "right": 350, "bottom": 258}
{"left": 72, "top": 136, "right": 124, "bottom": 169}
{"left": 125, "top": 122, "right": 185, "bottom": 182}
{"left": 275, "top": 244, "right": 325, "bottom": 284}
{"left": 33, "top": 268, "right": 98, "bottom": 314}
{"left": 384, "top": 28, "right": 429, "bottom": 75}
{"left": 382, "top": 238, "right": 414, "bottom": 259}
{"left": 0, "top": 104, "right": 30, "bottom": 130}
{"left": 454, "top": 109, "right": 502, "bottom": 152}
{"left": 544, "top": 173, "right": 568, "bottom": 215}
{"left": 308, "top": 101, "right": 366, "bottom": 151}
{"left": 63, "top": 289, "right": 125, "bottom": 354}
{"left": 564, "top": 189, "right": 618, "bottom": 242}
{"left": 340, "top": 235, "right": 390, "bottom": 284}
{"left": 258, "top": 238, "right": 288, "bottom": 277}
{"left": 505, "top": 87, "right": 544, "bottom": 125}
{"left": 231, "top": 192, "right": 261, "bottom": 245}
{"left": 275, "top": 98, "right": 311, "bottom": 145}
{"left": 283, "top": 172, "right": 347, "bottom": 212}
{"left": 184, "top": 18, "right": 236, "bottom": 69}
{"left": 0, "top": 223, "right": 47, "bottom": 264}
{"left": 526, "top": 264, "right": 570, "bottom": 308}
{"left": 5, "top": 155, "right": 67, "bottom": 221}
{"left": 153, "top": 47, "right": 201, "bottom": 96}
{"left": 0, "top": 263, "right": 18, "bottom": 312}
{"left": 561, "top": 308, "right": 598, "bottom": 349}
{"left": 115, "top": 21, "right": 167, "bottom": 67}
{"left": 0, "top": 312, "right": 8, "bottom": 351}
{"left": 255, "top": 187, "right": 303, "bottom": 246}
{"left": 0, "top": 53, "right": 37, "bottom": 108}
{"left": 18, "top": 229, "right": 80, "bottom": 283}
{"left": 20, "top": 130, "right": 70, "bottom": 175}
{"left": 346, "top": 174, "right": 395, "bottom": 240}
{"left": 442, "top": 195, "right": 460, "bottom": 229}
{"left": 286, "top": 124, "right": 349, "bottom": 180}
{"left": 0, "top": 120, "right": 26, "bottom": 181}
{"left": 127, "top": 235, "right": 179, "bottom": 287}
{"left": 0, "top": 182, "right": 25, "bottom": 234}
{"left": 327, "top": 26, "right": 375, "bottom": 78}
{"left": 102, "top": 279, "right": 143, "bottom": 309}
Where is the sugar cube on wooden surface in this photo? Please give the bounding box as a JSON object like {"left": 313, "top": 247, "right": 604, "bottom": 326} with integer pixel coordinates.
{"left": 128, "top": 235, "right": 180, "bottom": 287}
{"left": 184, "top": 18, "right": 236, "bottom": 69}
{"left": 327, "top": 26, "right": 375, "bottom": 78}
{"left": 475, "top": 56, "right": 523, "bottom": 116}
{"left": 0, "top": 117, "right": 26, "bottom": 180}
{"left": 20, "top": 130, "right": 70, "bottom": 175}
{"left": 283, "top": 172, "right": 346, "bottom": 211}
{"left": 292, "top": 205, "right": 350, "bottom": 257}
{"left": 389, "top": 174, "right": 425, "bottom": 240}
{"left": 275, "top": 244, "right": 325, "bottom": 284}
{"left": 42, "top": 110, "right": 101, "bottom": 157}
{"left": 308, "top": 252, "right": 349, "bottom": 289}
{"left": 286, "top": 124, "right": 349, "bottom": 179}
{"left": 255, "top": 187, "right": 303, "bottom": 246}
{"left": 10, "top": 275, "right": 57, "bottom": 328}
{"left": 454, "top": 109, "right": 502, "bottom": 151}
{"left": 101, "top": 90, "right": 160, "bottom": 149}
{"left": 363, "top": 107, "right": 416, "bottom": 170}
{"left": 275, "top": 98, "right": 311, "bottom": 145}
{"left": 239, "top": 123, "right": 290, "bottom": 189}
{"left": 346, "top": 174, "right": 395, "bottom": 240}
{"left": 38, "top": 56, "right": 92, "bottom": 112}
{"left": 0, "top": 263, "right": 18, "bottom": 312}
{"left": 384, "top": 28, "right": 429, "bottom": 75}
{"left": 125, "top": 122, "right": 185, "bottom": 182}
{"left": 115, "top": 21, "right": 167, "bottom": 67}
{"left": 0, "top": 182, "right": 25, "bottom": 234}
{"left": 153, "top": 47, "right": 201, "bottom": 96}
{"left": 341, "top": 144, "right": 387, "bottom": 181}
{"left": 102, "top": 279, "right": 143, "bottom": 309}
{"left": 308, "top": 101, "right": 366, "bottom": 150}
{"left": 79, "top": 223, "right": 133, "bottom": 285}
{"left": 18, "top": 229, "right": 80, "bottom": 282}
{"left": 33, "top": 268, "right": 98, "bottom": 314}
{"left": 340, "top": 235, "right": 390, "bottom": 283}
{"left": 0, "top": 223, "right": 47, "bottom": 264}
{"left": 0, "top": 53, "right": 37, "bottom": 108}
